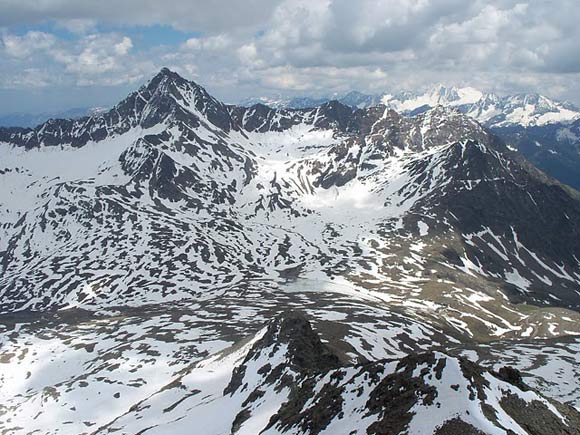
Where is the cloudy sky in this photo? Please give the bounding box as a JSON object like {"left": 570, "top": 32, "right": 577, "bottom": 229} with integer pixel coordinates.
{"left": 1, "top": 0, "right": 579, "bottom": 115}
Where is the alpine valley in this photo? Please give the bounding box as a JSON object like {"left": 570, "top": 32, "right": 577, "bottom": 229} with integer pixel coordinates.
{"left": 1, "top": 68, "right": 579, "bottom": 434}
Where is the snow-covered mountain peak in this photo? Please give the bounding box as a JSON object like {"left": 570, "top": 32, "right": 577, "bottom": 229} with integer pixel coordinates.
{"left": 144, "top": 67, "right": 214, "bottom": 101}
{"left": 429, "top": 84, "right": 460, "bottom": 102}
{"left": 381, "top": 85, "right": 485, "bottom": 115}
{"left": 429, "top": 84, "right": 484, "bottom": 105}
{"left": 146, "top": 67, "right": 186, "bottom": 89}
{"left": 131, "top": 67, "right": 235, "bottom": 130}
{"left": 382, "top": 85, "right": 580, "bottom": 127}
{"left": 0, "top": 68, "right": 240, "bottom": 150}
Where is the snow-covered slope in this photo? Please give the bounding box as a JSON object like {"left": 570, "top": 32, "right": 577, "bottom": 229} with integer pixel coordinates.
{"left": 1, "top": 69, "right": 580, "bottom": 434}
{"left": 22, "top": 312, "right": 580, "bottom": 435}
{"left": 3, "top": 311, "right": 579, "bottom": 434}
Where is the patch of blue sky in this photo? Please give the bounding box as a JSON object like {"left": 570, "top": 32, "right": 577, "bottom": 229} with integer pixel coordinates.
{"left": 108, "top": 24, "right": 202, "bottom": 50}
{"left": 6, "top": 21, "right": 202, "bottom": 50}
{"left": 8, "top": 22, "right": 78, "bottom": 41}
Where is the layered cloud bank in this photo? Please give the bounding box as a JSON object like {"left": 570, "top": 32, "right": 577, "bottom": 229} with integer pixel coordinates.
{"left": 1, "top": 0, "right": 580, "bottom": 113}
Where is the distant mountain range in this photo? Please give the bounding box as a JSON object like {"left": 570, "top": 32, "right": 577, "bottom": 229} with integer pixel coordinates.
{"left": 241, "top": 86, "right": 580, "bottom": 189}
{"left": 240, "top": 91, "right": 384, "bottom": 111}
{"left": 0, "top": 106, "right": 108, "bottom": 128}
{"left": 383, "top": 85, "right": 580, "bottom": 128}
{"left": 241, "top": 85, "right": 580, "bottom": 127}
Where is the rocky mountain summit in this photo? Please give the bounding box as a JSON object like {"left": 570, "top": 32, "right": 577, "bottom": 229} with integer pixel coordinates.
{"left": 0, "top": 69, "right": 579, "bottom": 434}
